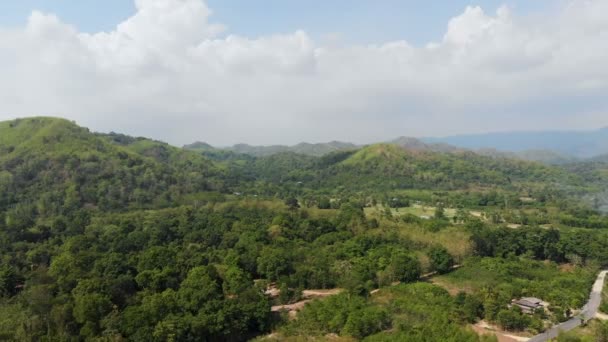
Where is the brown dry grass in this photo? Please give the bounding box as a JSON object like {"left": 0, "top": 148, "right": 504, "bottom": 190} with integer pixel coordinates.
{"left": 392, "top": 222, "right": 473, "bottom": 261}
{"left": 471, "top": 323, "right": 522, "bottom": 342}
{"left": 255, "top": 333, "right": 356, "bottom": 342}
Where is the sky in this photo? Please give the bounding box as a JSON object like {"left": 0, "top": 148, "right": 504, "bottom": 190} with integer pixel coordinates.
{"left": 0, "top": 0, "right": 607, "bottom": 146}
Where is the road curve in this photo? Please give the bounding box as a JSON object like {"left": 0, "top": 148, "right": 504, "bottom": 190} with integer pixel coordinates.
{"left": 527, "top": 270, "right": 607, "bottom": 342}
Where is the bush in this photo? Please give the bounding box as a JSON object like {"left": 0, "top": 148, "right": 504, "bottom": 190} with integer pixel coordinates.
{"left": 341, "top": 307, "right": 390, "bottom": 339}
{"left": 496, "top": 307, "right": 529, "bottom": 331}
{"left": 428, "top": 246, "right": 455, "bottom": 274}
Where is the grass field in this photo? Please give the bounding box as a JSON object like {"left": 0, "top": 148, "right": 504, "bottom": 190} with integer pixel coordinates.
{"left": 431, "top": 257, "right": 597, "bottom": 310}
{"left": 364, "top": 204, "right": 472, "bottom": 262}
{"left": 550, "top": 319, "right": 606, "bottom": 341}
{"left": 364, "top": 204, "right": 457, "bottom": 219}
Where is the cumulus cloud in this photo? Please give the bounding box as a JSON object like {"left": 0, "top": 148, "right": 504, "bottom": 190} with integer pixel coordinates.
{"left": 1, "top": 0, "right": 608, "bottom": 145}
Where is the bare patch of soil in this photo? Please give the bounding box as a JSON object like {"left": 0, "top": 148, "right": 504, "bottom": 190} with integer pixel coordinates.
{"left": 472, "top": 321, "right": 530, "bottom": 342}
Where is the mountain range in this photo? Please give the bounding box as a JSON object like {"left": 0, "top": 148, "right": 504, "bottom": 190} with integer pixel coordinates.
{"left": 423, "top": 128, "right": 608, "bottom": 159}
{"left": 185, "top": 128, "right": 608, "bottom": 164}
{"left": 184, "top": 140, "right": 358, "bottom": 157}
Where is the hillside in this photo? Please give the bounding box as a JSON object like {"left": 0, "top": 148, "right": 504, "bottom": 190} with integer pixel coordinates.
{"left": 297, "top": 143, "right": 583, "bottom": 191}
{"left": 186, "top": 135, "right": 592, "bottom": 165}
{"left": 0, "top": 117, "right": 221, "bottom": 216}
{"left": 182, "top": 141, "right": 215, "bottom": 152}
{"left": 184, "top": 140, "right": 358, "bottom": 157}
{"left": 389, "top": 136, "right": 464, "bottom": 153}
{"left": 592, "top": 154, "right": 608, "bottom": 163}
{"left": 2, "top": 118, "right": 603, "bottom": 211}
{"left": 475, "top": 148, "right": 579, "bottom": 165}
{"left": 185, "top": 137, "right": 462, "bottom": 158}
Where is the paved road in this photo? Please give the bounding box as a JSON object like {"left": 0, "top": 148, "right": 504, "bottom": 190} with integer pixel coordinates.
{"left": 528, "top": 270, "right": 607, "bottom": 342}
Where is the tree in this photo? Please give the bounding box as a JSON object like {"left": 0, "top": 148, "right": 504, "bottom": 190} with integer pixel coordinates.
{"left": 336, "top": 202, "right": 367, "bottom": 232}
{"left": 152, "top": 315, "right": 189, "bottom": 342}
{"left": 483, "top": 298, "right": 501, "bottom": 322}
{"left": 0, "top": 265, "right": 21, "bottom": 297}
{"left": 434, "top": 205, "right": 445, "bottom": 219}
{"left": 222, "top": 265, "right": 250, "bottom": 295}
{"left": 496, "top": 307, "right": 528, "bottom": 331}
{"left": 455, "top": 292, "right": 484, "bottom": 323}
{"left": 428, "top": 246, "right": 455, "bottom": 274}
{"left": 318, "top": 197, "right": 331, "bottom": 209}
{"left": 178, "top": 266, "right": 221, "bottom": 313}
{"left": 341, "top": 308, "right": 390, "bottom": 339}
{"left": 285, "top": 198, "right": 300, "bottom": 210}
{"left": 257, "top": 247, "right": 291, "bottom": 282}
{"left": 387, "top": 252, "right": 421, "bottom": 283}
{"left": 73, "top": 293, "right": 113, "bottom": 336}
{"left": 388, "top": 197, "right": 409, "bottom": 208}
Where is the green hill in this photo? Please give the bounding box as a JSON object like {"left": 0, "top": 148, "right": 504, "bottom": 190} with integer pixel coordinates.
{"left": 293, "top": 143, "right": 582, "bottom": 192}
{"left": 1, "top": 118, "right": 595, "bottom": 210}
{"left": 0, "top": 117, "right": 221, "bottom": 218}
{"left": 182, "top": 141, "right": 215, "bottom": 152}
{"left": 0, "top": 117, "right": 104, "bottom": 158}
{"left": 184, "top": 140, "right": 358, "bottom": 157}
{"left": 214, "top": 141, "right": 607, "bottom": 210}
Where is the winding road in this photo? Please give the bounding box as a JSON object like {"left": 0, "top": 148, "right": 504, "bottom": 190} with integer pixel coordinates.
{"left": 527, "top": 270, "right": 607, "bottom": 342}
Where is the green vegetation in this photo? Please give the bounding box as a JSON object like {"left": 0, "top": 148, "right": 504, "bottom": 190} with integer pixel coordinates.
{"left": 1, "top": 117, "right": 608, "bottom": 341}
{"left": 279, "top": 283, "right": 493, "bottom": 341}
{"left": 184, "top": 140, "right": 358, "bottom": 157}
{"left": 435, "top": 257, "right": 596, "bottom": 326}
{"left": 554, "top": 319, "right": 608, "bottom": 341}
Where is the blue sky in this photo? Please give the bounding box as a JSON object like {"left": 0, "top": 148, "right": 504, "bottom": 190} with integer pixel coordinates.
{"left": 0, "top": 1, "right": 553, "bottom": 44}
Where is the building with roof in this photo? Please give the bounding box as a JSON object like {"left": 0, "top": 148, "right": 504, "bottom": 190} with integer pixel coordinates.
{"left": 511, "top": 297, "right": 549, "bottom": 314}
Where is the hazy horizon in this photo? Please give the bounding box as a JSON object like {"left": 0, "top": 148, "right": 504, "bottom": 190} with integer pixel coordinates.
{"left": 5, "top": 115, "right": 608, "bottom": 149}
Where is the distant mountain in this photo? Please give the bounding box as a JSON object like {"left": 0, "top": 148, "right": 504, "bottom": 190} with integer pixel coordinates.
{"left": 290, "top": 141, "right": 358, "bottom": 156}
{"left": 185, "top": 129, "right": 608, "bottom": 164}
{"left": 423, "top": 128, "right": 608, "bottom": 158}
{"left": 311, "top": 143, "right": 578, "bottom": 191}
{"left": 185, "top": 137, "right": 461, "bottom": 158}
{"left": 514, "top": 149, "right": 579, "bottom": 165}
{"left": 475, "top": 148, "right": 579, "bottom": 165}
{"left": 368, "top": 137, "right": 576, "bottom": 165}
{"left": 182, "top": 141, "right": 215, "bottom": 151}
{"left": 591, "top": 154, "right": 608, "bottom": 163}
{"left": 184, "top": 141, "right": 358, "bottom": 157}
{"left": 184, "top": 136, "right": 577, "bottom": 165}
{"left": 229, "top": 143, "right": 293, "bottom": 156}
{"left": 389, "top": 137, "right": 464, "bottom": 153}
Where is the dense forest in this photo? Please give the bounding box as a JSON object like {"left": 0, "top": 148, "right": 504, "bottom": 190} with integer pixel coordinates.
{"left": 1, "top": 117, "right": 608, "bottom": 341}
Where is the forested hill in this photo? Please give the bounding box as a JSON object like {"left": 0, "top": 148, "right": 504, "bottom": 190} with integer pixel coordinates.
{"left": 1, "top": 117, "right": 605, "bottom": 210}
{"left": 1, "top": 117, "right": 603, "bottom": 213}
{"left": 229, "top": 143, "right": 598, "bottom": 198}
{"left": 184, "top": 140, "right": 358, "bottom": 157}
{"left": 188, "top": 135, "right": 607, "bottom": 165}
{"left": 0, "top": 117, "right": 223, "bottom": 215}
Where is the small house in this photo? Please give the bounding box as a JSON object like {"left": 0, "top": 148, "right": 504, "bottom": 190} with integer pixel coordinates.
{"left": 511, "top": 297, "right": 548, "bottom": 314}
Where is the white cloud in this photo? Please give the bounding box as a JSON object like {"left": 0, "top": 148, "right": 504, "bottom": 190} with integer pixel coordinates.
{"left": 1, "top": 0, "right": 608, "bottom": 145}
